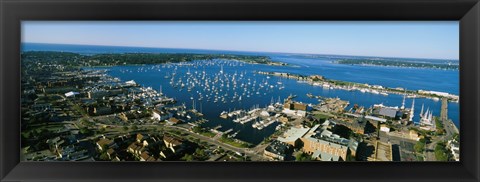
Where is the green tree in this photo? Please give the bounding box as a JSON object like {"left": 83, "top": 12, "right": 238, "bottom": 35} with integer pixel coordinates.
{"left": 181, "top": 154, "right": 194, "bottom": 161}
{"left": 80, "top": 127, "right": 93, "bottom": 135}
{"left": 295, "top": 152, "right": 312, "bottom": 161}
{"left": 99, "top": 152, "right": 110, "bottom": 161}
{"left": 131, "top": 125, "right": 138, "bottom": 131}
{"left": 435, "top": 142, "right": 450, "bottom": 161}
{"left": 414, "top": 138, "right": 426, "bottom": 153}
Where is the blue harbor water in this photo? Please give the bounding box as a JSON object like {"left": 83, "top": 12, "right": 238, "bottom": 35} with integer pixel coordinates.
{"left": 22, "top": 43, "right": 460, "bottom": 145}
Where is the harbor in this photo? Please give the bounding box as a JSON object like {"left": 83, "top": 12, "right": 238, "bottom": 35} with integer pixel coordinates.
{"left": 103, "top": 57, "right": 459, "bottom": 145}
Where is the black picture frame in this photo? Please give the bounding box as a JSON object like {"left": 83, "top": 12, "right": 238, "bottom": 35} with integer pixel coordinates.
{"left": 1, "top": 0, "right": 479, "bottom": 181}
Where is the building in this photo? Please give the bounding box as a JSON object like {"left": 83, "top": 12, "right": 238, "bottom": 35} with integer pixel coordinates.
{"left": 96, "top": 138, "right": 116, "bottom": 151}
{"left": 277, "top": 126, "right": 310, "bottom": 147}
{"left": 127, "top": 141, "right": 145, "bottom": 156}
{"left": 299, "top": 122, "right": 355, "bottom": 161}
{"left": 263, "top": 140, "right": 291, "bottom": 161}
{"left": 380, "top": 124, "right": 390, "bottom": 133}
{"left": 118, "top": 112, "right": 129, "bottom": 122}
{"left": 152, "top": 109, "right": 173, "bottom": 121}
{"left": 140, "top": 151, "right": 156, "bottom": 161}
{"left": 64, "top": 91, "right": 80, "bottom": 98}
{"left": 278, "top": 116, "right": 289, "bottom": 124}
{"left": 136, "top": 133, "right": 149, "bottom": 145}
{"left": 283, "top": 102, "right": 309, "bottom": 111}
{"left": 378, "top": 107, "right": 400, "bottom": 119}
{"left": 301, "top": 133, "right": 350, "bottom": 161}
{"left": 125, "top": 80, "right": 137, "bottom": 86}
{"left": 448, "top": 139, "right": 460, "bottom": 161}
{"left": 167, "top": 117, "right": 182, "bottom": 125}
{"left": 163, "top": 135, "right": 184, "bottom": 153}
{"left": 365, "top": 115, "right": 387, "bottom": 123}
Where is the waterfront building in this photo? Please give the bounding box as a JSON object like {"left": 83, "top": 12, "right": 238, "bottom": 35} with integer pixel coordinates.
{"left": 125, "top": 80, "right": 137, "bottom": 86}
{"left": 152, "top": 109, "right": 173, "bottom": 121}
{"left": 283, "top": 101, "right": 309, "bottom": 111}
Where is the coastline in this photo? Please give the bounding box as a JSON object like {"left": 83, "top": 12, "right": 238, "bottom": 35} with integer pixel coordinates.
{"left": 256, "top": 71, "right": 459, "bottom": 103}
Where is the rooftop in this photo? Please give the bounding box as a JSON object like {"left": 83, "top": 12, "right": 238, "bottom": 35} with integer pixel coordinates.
{"left": 277, "top": 126, "right": 310, "bottom": 143}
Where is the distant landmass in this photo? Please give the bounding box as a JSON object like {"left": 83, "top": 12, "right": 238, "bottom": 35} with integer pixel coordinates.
{"left": 21, "top": 51, "right": 287, "bottom": 67}
{"left": 333, "top": 59, "right": 459, "bottom": 70}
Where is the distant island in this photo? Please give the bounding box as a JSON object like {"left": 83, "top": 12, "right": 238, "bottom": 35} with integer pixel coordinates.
{"left": 333, "top": 59, "right": 459, "bottom": 70}
{"left": 21, "top": 51, "right": 288, "bottom": 67}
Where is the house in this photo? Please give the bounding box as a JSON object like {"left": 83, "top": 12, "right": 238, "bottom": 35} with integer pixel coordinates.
{"left": 160, "top": 148, "right": 175, "bottom": 159}
{"left": 127, "top": 141, "right": 145, "bottom": 156}
{"left": 64, "top": 91, "right": 80, "bottom": 98}
{"left": 118, "top": 112, "right": 129, "bottom": 122}
{"left": 163, "top": 135, "right": 184, "bottom": 153}
{"left": 105, "top": 148, "right": 116, "bottom": 160}
{"left": 140, "top": 151, "right": 156, "bottom": 161}
{"left": 136, "top": 134, "right": 150, "bottom": 146}
{"left": 167, "top": 117, "right": 182, "bottom": 125}
{"left": 96, "top": 138, "right": 116, "bottom": 151}
{"left": 136, "top": 133, "right": 145, "bottom": 142}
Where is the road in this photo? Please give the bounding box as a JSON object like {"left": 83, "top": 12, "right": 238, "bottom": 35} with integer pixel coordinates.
{"left": 425, "top": 99, "right": 457, "bottom": 161}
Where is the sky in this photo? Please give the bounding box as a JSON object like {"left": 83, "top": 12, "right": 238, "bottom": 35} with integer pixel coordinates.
{"left": 22, "top": 21, "right": 459, "bottom": 60}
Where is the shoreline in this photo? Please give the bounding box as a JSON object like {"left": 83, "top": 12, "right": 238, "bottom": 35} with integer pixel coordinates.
{"left": 256, "top": 71, "right": 459, "bottom": 103}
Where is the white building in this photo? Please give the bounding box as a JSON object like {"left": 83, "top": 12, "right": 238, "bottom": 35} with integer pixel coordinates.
{"left": 152, "top": 110, "right": 172, "bottom": 121}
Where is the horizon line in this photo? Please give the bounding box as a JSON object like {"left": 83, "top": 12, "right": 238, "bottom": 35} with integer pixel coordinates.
{"left": 22, "top": 42, "right": 460, "bottom": 61}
